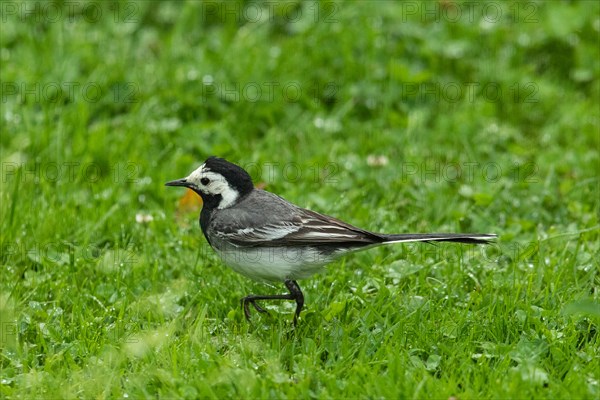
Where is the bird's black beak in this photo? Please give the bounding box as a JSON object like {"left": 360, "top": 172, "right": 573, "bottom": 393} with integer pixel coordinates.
{"left": 165, "top": 178, "right": 190, "bottom": 188}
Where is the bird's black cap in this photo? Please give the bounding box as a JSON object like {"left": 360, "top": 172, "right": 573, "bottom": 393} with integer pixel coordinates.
{"left": 202, "top": 156, "right": 254, "bottom": 195}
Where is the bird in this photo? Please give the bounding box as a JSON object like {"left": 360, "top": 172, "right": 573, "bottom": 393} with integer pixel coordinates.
{"left": 166, "top": 156, "right": 496, "bottom": 325}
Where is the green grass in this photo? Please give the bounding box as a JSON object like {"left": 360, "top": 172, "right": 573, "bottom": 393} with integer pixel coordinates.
{"left": 1, "top": 0, "right": 599, "bottom": 398}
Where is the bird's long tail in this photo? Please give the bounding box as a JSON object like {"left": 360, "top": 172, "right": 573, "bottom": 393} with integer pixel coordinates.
{"left": 379, "top": 233, "right": 497, "bottom": 245}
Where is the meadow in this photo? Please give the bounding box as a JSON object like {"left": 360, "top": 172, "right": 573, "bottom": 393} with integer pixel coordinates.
{"left": 1, "top": 1, "right": 599, "bottom": 398}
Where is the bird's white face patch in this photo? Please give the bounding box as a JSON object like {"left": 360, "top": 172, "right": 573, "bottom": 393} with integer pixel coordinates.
{"left": 186, "top": 163, "right": 239, "bottom": 209}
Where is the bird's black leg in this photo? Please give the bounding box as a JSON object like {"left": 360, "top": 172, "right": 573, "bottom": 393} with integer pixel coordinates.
{"left": 241, "top": 280, "right": 304, "bottom": 325}
{"left": 285, "top": 280, "right": 304, "bottom": 325}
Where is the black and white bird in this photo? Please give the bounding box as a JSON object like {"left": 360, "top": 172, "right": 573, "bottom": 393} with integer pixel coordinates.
{"left": 166, "top": 157, "right": 496, "bottom": 324}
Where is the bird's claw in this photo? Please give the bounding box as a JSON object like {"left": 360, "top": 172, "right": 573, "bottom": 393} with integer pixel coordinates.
{"left": 241, "top": 297, "right": 269, "bottom": 321}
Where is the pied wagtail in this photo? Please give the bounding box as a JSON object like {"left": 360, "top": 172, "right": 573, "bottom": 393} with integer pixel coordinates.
{"left": 166, "top": 157, "right": 496, "bottom": 324}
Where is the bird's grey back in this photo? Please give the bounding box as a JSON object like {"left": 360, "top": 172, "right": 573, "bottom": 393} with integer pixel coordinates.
{"left": 209, "top": 189, "right": 300, "bottom": 232}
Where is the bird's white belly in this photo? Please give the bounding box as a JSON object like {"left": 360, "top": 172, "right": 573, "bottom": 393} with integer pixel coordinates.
{"left": 214, "top": 245, "right": 331, "bottom": 282}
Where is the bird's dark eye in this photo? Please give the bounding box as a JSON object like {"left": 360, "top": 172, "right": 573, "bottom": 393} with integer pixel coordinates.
{"left": 200, "top": 177, "right": 210, "bottom": 186}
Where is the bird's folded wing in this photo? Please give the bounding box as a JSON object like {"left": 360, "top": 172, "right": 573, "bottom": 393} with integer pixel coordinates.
{"left": 214, "top": 209, "right": 381, "bottom": 247}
